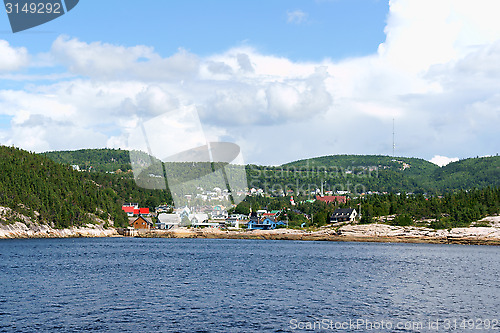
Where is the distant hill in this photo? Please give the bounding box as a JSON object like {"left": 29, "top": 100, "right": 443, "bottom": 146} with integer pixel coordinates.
{"left": 430, "top": 156, "right": 500, "bottom": 191}
{"left": 41, "top": 149, "right": 500, "bottom": 195}
{"left": 283, "top": 154, "right": 438, "bottom": 179}
{"left": 283, "top": 154, "right": 437, "bottom": 169}
{"left": 43, "top": 148, "right": 131, "bottom": 173}
{"left": 277, "top": 154, "right": 499, "bottom": 194}
{"left": 1, "top": 146, "right": 128, "bottom": 228}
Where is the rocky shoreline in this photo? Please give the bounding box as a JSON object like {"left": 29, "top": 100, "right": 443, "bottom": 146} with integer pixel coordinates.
{"left": 2, "top": 217, "right": 500, "bottom": 246}
{"left": 0, "top": 221, "right": 119, "bottom": 239}
{"left": 132, "top": 223, "right": 500, "bottom": 245}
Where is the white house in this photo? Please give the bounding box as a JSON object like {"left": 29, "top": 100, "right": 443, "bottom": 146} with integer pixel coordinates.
{"left": 157, "top": 213, "right": 181, "bottom": 229}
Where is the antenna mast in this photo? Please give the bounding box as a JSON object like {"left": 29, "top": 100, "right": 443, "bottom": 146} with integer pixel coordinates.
{"left": 392, "top": 118, "right": 395, "bottom": 158}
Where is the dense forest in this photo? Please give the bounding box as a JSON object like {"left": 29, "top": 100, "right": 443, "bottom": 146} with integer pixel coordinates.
{"left": 44, "top": 148, "right": 174, "bottom": 209}
{"left": 270, "top": 154, "right": 500, "bottom": 194}
{"left": 43, "top": 149, "right": 132, "bottom": 173}
{"left": 0, "top": 146, "right": 128, "bottom": 228}
{"left": 43, "top": 149, "right": 500, "bottom": 194}
{"left": 89, "top": 172, "right": 172, "bottom": 210}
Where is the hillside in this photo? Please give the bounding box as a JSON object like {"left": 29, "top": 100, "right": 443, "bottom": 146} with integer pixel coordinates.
{"left": 283, "top": 154, "right": 437, "bottom": 170}
{"left": 0, "top": 146, "right": 128, "bottom": 228}
{"left": 43, "top": 148, "right": 131, "bottom": 173}
{"left": 431, "top": 156, "right": 500, "bottom": 191}
{"left": 249, "top": 155, "right": 439, "bottom": 194}
{"left": 278, "top": 154, "right": 499, "bottom": 194}
{"left": 41, "top": 149, "right": 500, "bottom": 195}
{"left": 43, "top": 149, "right": 173, "bottom": 208}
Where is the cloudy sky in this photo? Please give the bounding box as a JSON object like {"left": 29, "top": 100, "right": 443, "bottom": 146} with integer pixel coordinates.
{"left": 0, "top": 0, "right": 499, "bottom": 166}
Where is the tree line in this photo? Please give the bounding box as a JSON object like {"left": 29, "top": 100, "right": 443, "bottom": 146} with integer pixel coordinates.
{"left": 0, "top": 146, "right": 128, "bottom": 228}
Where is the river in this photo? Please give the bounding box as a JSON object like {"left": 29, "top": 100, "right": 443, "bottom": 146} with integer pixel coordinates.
{"left": 1, "top": 238, "right": 499, "bottom": 332}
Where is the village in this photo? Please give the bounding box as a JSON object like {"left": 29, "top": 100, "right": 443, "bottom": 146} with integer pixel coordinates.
{"left": 122, "top": 192, "right": 358, "bottom": 233}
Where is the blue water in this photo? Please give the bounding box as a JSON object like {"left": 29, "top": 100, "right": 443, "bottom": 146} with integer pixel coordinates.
{"left": 0, "top": 238, "right": 499, "bottom": 332}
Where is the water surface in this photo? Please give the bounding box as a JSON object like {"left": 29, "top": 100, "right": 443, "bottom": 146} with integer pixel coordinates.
{"left": 0, "top": 238, "right": 499, "bottom": 332}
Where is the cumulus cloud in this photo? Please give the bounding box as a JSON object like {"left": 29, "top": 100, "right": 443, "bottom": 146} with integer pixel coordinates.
{"left": 236, "top": 53, "right": 254, "bottom": 72}
{"left": 1, "top": 0, "right": 500, "bottom": 164}
{"left": 51, "top": 36, "right": 199, "bottom": 80}
{"left": 429, "top": 155, "right": 459, "bottom": 167}
{"left": 198, "top": 64, "right": 332, "bottom": 126}
{"left": 287, "top": 10, "right": 308, "bottom": 24}
{"left": 0, "top": 40, "right": 29, "bottom": 72}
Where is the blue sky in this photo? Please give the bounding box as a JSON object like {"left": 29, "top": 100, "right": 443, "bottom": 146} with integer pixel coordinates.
{"left": 0, "top": 0, "right": 499, "bottom": 167}
{"left": 2, "top": 0, "right": 388, "bottom": 60}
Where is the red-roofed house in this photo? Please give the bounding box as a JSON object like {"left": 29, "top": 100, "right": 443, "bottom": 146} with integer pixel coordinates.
{"left": 316, "top": 195, "right": 348, "bottom": 204}
{"left": 122, "top": 206, "right": 134, "bottom": 217}
{"left": 122, "top": 205, "right": 150, "bottom": 217}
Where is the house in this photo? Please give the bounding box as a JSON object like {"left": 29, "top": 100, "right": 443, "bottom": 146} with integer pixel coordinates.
{"left": 191, "top": 221, "right": 220, "bottom": 228}
{"left": 256, "top": 209, "right": 267, "bottom": 217}
{"left": 130, "top": 215, "right": 154, "bottom": 229}
{"left": 262, "top": 210, "right": 281, "bottom": 220}
{"left": 155, "top": 205, "right": 173, "bottom": 214}
{"left": 247, "top": 218, "right": 286, "bottom": 230}
{"left": 316, "top": 195, "right": 348, "bottom": 204}
{"left": 122, "top": 203, "right": 150, "bottom": 217}
{"left": 122, "top": 206, "right": 135, "bottom": 217}
{"left": 211, "top": 205, "right": 228, "bottom": 220}
{"left": 330, "top": 208, "right": 357, "bottom": 223}
{"left": 157, "top": 213, "right": 181, "bottom": 229}
{"left": 226, "top": 214, "right": 248, "bottom": 228}
{"left": 190, "top": 213, "right": 210, "bottom": 227}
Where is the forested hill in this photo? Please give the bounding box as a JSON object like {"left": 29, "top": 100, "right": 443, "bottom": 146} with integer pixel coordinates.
{"left": 283, "top": 155, "right": 439, "bottom": 178}
{"left": 43, "top": 148, "right": 131, "bottom": 173}
{"left": 0, "top": 146, "right": 128, "bottom": 228}
{"left": 270, "top": 154, "right": 500, "bottom": 194}
{"left": 432, "top": 156, "right": 500, "bottom": 190}
{"left": 41, "top": 149, "right": 500, "bottom": 194}
{"left": 43, "top": 148, "right": 172, "bottom": 210}
{"left": 286, "top": 154, "right": 500, "bottom": 191}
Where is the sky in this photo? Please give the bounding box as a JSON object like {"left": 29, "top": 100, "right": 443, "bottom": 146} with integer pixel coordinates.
{"left": 0, "top": 0, "right": 499, "bottom": 167}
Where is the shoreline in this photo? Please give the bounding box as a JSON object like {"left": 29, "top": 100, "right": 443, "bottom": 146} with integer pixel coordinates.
{"left": 131, "top": 225, "right": 500, "bottom": 246}
{"left": 0, "top": 222, "right": 119, "bottom": 239}
{"left": 2, "top": 221, "right": 500, "bottom": 246}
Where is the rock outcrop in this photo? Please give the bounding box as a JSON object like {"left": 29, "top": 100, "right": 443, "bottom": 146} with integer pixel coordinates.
{"left": 0, "top": 221, "right": 118, "bottom": 239}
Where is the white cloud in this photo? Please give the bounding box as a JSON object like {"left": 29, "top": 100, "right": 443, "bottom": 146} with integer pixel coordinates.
{"left": 287, "top": 10, "right": 308, "bottom": 24}
{"left": 429, "top": 155, "right": 459, "bottom": 167}
{"left": 0, "top": 40, "right": 29, "bottom": 72}
{"left": 51, "top": 36, "right": 199, "bottom": 81}
{"left": 1, "top": 0, "right": 500, "bottom": 164}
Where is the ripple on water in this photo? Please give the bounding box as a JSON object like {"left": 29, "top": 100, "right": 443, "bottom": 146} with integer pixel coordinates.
{"left": 0, "top": 238, "right": 499, "bottom": 332}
